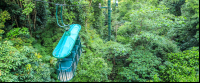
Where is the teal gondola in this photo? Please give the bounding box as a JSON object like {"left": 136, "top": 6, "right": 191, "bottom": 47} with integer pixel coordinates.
{"left": 53, "top": 5, "right": 82, "bottom": 82}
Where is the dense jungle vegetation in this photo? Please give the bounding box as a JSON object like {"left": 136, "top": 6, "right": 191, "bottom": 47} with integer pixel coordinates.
{"left": 0, "top": 0, "right": 199, "bottom": 82}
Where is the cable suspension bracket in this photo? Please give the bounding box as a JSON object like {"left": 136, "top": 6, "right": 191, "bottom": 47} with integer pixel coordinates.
{"left": 56, "top": 4, "right": 70, "bottom": 31}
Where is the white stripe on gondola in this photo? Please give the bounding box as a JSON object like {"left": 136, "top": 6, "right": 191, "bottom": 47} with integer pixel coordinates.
{"left": 58, "top": 70, "right": 73, "bottom": 82}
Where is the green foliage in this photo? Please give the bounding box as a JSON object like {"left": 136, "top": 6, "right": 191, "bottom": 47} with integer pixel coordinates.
{"left": 102, "top": 41, "right": 131, "bottom": 58}
{"left": 117, "top": 0, "right": 134, "bottom": 20}
{"left": 131, "top": 32, "right": 180, "bottom": 59}
{"left": 33, "top": 43, "right": 56, "bottom": 63}
{"left": 116, "top": 32, "right": 180, "bottom": 82}
{"left": 6, "top": 27, "right": 29, "bottom": 39}
{"left": 117, "top": 2, "right": 174, "bottom": 44}
{"left": 182, "top": 0, "right": 199, "bottom": 18}
{"left": 195, "top": 31, "right": 199, "bottom": 41}
{"left": 0, "top": 10, "right": 10, "bottom": 41}
{"left": 5, "top": 27, "right": 35, "bottom": 49}
{"left": 0, "top": 41, "right": 52, "bottom": 82}
{"left": 0, "top": 10, "right": 10, "bottom": 23}
{"left": 180, "top": 0, "right": 199, "bottom": 50}
{"left": 168, "top": 47, "right": 199, "bottom": 67}
{"left": 70, "top": 49, "right": 112, "bottom": 82}
{"left": 116, "top": 22, "right": 134, "bottom": 44}
{"left": 0, "top": 10, "right": 55, "bottom": 82}
{"left": 159, "top": 47, "right": 199, "bottom": 82}
{"left": 120, "top": 50, "right": 162, "bottom": 82}
{"left": 160, "top": 0, "right": 185, "bottom": 16}
{"left": 160, "top": 0, "right": 199, "bottom": 50}
{"left": 20, "top": 0, "right": 35, "bottom": 15}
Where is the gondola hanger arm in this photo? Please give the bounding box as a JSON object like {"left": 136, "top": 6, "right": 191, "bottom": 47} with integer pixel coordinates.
{"left": 56, "top": 4, "right": 70, "bottom": 31}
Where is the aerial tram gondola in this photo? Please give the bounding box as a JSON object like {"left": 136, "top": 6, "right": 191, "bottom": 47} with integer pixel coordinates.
{"left": 52, "top": 4, "right": 82, "bottom": 82}
{"left": 51, "top": 0, "right": 118, "bottom": 82}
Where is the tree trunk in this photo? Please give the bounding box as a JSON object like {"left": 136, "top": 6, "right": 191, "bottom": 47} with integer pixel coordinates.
{"left": 33, "top": 1, "right": 37, "bottom": 31}
{"left": 27, "top": 15, "right": 32, "bottom": 37}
